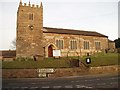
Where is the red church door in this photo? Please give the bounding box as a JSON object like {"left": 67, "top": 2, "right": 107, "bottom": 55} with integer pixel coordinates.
{"left": 48, "top": 45, "right": 53, "bottom": 57}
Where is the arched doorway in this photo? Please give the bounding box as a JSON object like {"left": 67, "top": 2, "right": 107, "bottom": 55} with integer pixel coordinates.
{"left": 44, "top": 43, "right": 57, "bottom": 57}
{"left": 48, "top": 45, "right": 53, "bottom": 57}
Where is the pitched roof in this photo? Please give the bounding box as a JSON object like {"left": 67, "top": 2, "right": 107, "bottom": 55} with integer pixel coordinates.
{"left": 43, "top": 27, "right": 108, "bottom": 37}
{"left": 108, "top": 40, "right": 115, "bottom": 42}
{"left": 0, "top": 50, "right": 16, "bottom": 58}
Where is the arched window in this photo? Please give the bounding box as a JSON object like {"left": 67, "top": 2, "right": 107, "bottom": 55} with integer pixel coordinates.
{"left": 56, "top": 39, "right": 64, "bottom": 49}
{"left": 70, "top": 40, "right": 77, "bottom": 50}
{"left": 84, "top": 41, "right": 90, "bottom": 49}
{"left": 95, "top": 41, "right": 101, "bottom": 50}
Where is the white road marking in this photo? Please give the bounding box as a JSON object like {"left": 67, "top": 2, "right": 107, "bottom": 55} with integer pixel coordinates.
{"left": 110, "top": 83, "right": 113, "bottom": 84}
{"left": 21, "top": 87, "right": 28, "bottom": 89}
{"left": 111, "top": 78, "right": 116, "bottom": 80}
{"left": 41, "top": 86, "right": 50, "bottom": 88}
{"left": 102, "top": 83, "right": 106, "bottom": 85}
{"left": 97, "top": 83, "right": 102, "bottom": 85}
{"left": 96, "top": 79, "right": 100, "bottom": 80}
{"left": 13, "top": 87, "right": 19, "bottom": 88}
{"left": 97, "top": 83, "right": 106, "bottom": 85}
{"left": 71, "top": 80, "right": 79, "bottom": 83}
{"left": 31, "top": 83, "right": 36, "bottom": 84}
{"left": 31, "top": 87, "right": 38, "bottom": 89}
{"left": 86, "top": 86, "right": 93, "bottom": 88}
{"left": 88, "top": 80, "right": 93, "bottom": 81}
{"left": 53, "top": 86, "right": 62, "bottom": 88}
{"left": 76, "top": 85, "right": 83, "bottom": 88}
{"left": 76, "top": 85, "right": 93, "bottom": 88}
{"left": 65, "top": 85, "right": 73, "bottom": 88}
{"left": 87, "top": 84, "right": 93, "bottom": 86}
{"left": 80, "top": 85, "right": 87, "bottom": 88}
{"left": 71, "top": 81, "right": 74, "bottom": 83}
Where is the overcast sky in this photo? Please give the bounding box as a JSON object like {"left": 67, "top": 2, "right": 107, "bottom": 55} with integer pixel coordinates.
{"left": 0, "top": 0, "right": 119, "bottom": 50}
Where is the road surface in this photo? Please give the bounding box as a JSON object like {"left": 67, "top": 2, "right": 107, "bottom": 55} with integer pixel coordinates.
{"left": 2, "top": 74, "right": 119, "bottom": 89}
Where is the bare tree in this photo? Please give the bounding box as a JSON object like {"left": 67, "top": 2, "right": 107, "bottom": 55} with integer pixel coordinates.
{"left": 10, "top": 38, "right": 16, "bottom": 50}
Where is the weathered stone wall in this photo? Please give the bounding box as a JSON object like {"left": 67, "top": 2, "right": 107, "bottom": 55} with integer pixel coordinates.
{"left": 108, "top": 41, "right": 115, "bottom": 53}
{"left": 108, "top": 42, "right": 115, "bottom": 49}
{"left": 2, "top": 65, "right": 119, "bottom": 78}
{"left": 16, "top": 2, "right": 44, "bottom": 58}
{"left": 43, "top": 33, "right": 108, "bottom": 57}
{"left": 89, "top": 65, "right": 119, "bottom": 74}
{"left": 2, "top": 69, "right": 38, "bottom": 78}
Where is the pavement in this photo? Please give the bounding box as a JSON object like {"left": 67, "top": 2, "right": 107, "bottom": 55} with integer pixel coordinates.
{"left": 2, "top": 73, "right": 120, "bottom": 90}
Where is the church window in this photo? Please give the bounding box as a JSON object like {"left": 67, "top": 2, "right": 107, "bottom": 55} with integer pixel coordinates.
{"left": 56, "top": 40, "right": 64, "bottom": 49}
{"left": 29, "top": 13, "right": 34, "bottom": 20}
{"left": 70, "top": 40, "right": 77, "bottom": 50}
{"left": 84, "top": 41, "right": 89, "bottom": 49}
{"left": 95, "top": 41, "right": 101, "bottom": 50}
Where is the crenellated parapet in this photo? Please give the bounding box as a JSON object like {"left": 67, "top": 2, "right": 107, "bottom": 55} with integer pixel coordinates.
{"left": 19, "top": 0, "right": 43, "bottom": 8}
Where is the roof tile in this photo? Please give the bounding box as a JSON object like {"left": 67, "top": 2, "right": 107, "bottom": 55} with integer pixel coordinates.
{"left": 43, "top": 27, "right": 108, "bottom": 37}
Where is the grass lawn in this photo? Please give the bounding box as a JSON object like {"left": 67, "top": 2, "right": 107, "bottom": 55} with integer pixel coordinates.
{"left": 2, "top": 53, "right": 119, "bottom": 69}
{"left": 2, "top": 59, "right": 70, "bottom": 69}
{"left": 81, "top": 53, "right": 119, "bottom": 67}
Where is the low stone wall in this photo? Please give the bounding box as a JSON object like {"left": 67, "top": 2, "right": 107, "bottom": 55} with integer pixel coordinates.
{"left": 48, "top": 67, "right": 89, "bottom": 78}
{"left": 89, "top": 65, "right": 119, "bottom": 74}
{"left": 2, "top": 69, "right": 38, "bottom": 78}
{"left": 2, "top": 65, "right": 119, "bottom": 78}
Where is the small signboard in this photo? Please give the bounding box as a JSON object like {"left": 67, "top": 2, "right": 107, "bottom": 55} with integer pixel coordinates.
{"left": 38, "top": 73, "right": 47, "bottom": 78}
{"left": 38, "top": 68, "right": 54, "bottom": 73}
{"left": 37, "top": 68, "right": 55, "bottom": 78}
{"left": 86, "top": 57, "right": 91, "bottom": 64}
{"left": 53, "top": 50, "right": 61, "bottom": 57}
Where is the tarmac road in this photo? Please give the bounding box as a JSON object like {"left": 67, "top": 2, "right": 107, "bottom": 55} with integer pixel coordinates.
{"left": 2, "top": 74, "right": 119, "bottom": 89}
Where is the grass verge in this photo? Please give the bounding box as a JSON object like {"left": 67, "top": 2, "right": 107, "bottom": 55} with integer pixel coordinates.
{"left": 2, "top": 53, "right": 119, "bottom": 69}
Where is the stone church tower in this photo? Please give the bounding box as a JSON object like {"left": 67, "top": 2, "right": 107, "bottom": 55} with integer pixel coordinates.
{"left": 16, "top": 0, "right": 44, "bottom": 58}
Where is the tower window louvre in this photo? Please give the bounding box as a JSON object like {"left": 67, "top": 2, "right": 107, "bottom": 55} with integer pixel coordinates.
{"left": 29, "top": 13, "right": 34, "bottom": 20}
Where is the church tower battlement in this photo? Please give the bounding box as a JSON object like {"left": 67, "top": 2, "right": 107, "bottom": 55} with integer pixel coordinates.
{"left": 16, "top": 0, "right": 44, "bottom": 58}
{"left": 19, "top": 0, "right": 43, "bottom": 8}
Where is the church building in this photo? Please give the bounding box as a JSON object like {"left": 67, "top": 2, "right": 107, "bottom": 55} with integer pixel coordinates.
{"left": 16, "top": 1, "right": 110, "bottom": 58}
